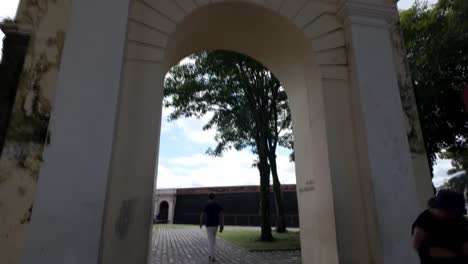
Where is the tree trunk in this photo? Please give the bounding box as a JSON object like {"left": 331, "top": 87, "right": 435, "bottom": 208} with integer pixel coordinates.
{"left": 268, "top": 153, "right": 287, "bottom": 233}
{"left": 258, "top": 155, "right": 273, "bottom": 241}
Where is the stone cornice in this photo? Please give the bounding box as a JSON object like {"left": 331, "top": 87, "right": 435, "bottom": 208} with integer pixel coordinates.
{"left": 170, "top": 184, "right": 298, "bottom": 195}
{"left": 337, "top": 0, "right": 399, "bottom": 28}
{"left": 0, "top": 21, "right": 33, "bottom": 36}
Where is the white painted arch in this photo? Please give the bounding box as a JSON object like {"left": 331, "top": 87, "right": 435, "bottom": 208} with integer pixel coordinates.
{"left": 22, "top": 1, "right": 427, "bottom": 264}
{"left": 116, "top": 1, "right": 358, "bottom": 262}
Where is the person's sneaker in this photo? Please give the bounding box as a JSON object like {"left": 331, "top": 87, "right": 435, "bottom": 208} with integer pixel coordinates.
{"left": 209, "top": 256, "right": 212, "bottom": 261}
{"left": 211, "top": 257, "right": 216, "bottom": 262}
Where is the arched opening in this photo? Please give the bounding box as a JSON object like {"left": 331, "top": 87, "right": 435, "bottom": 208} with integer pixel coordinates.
{"left": 140, "top": 2, "right": 345, "bottom": 263}
{"left": 152, "top": 48, "right": 301, "bottom": 262}
{"left": 157, "top": 201, "right": 169, "bottom": 223}
{"left": 157, "top": 1, "right": 346, "bottom": 261}
{"left": 104, "top": 2, "right": 366, "bottom": 263}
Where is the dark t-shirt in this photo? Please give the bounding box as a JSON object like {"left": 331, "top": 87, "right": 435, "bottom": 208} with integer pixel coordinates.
{"left": 204, "top": 200, "right": 223, "bottom": 227}
{"left": 412, "top": 209, "right": 468, "bottom": 264}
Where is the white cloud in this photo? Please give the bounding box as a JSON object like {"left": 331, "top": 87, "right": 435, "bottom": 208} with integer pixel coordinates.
{"left": 432, "top": 158, "right": 456, "bottom": 188}
{"left": 398, "top": 0, "right": 438, "bottom": 10}
{"left": 160, "top": 106, "right": 176, "bottom": 135}
{"left": 160, "top": 106, "right": 217, "bottom": 145}
{"left": 0, "top": 1, "right": 19, "bottom": 20}
{"left": 175, "top": 116, "right": 217, "bottom": 145}
{"left": 155, "top": 150, "right": 296, "bottom": 189}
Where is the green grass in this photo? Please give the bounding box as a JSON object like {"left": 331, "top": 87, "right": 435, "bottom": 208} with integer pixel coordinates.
{"left": 153, "top": 224, "right": 301, "bottom": 251}
{"left": 218, "top": 230, "right": 301, "bottom": 251}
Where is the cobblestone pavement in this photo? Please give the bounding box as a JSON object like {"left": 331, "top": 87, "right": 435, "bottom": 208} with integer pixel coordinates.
{"left": 221, "top": 226, "right": 300, "bottom": 232}
{"left": 151, "top": 226, "right": 301, "bottom": 264}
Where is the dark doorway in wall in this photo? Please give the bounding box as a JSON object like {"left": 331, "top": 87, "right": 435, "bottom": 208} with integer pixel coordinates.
{"left": 157, "top": 201, "right": 169, "bottom": 223}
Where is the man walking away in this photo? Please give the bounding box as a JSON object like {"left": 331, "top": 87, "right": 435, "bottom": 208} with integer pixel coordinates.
{"left": 200, "top": 193, "right": 224, "bottom": 262}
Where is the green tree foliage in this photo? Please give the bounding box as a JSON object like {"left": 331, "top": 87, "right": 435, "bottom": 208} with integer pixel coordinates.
{"left": 400, "top": 0, "right": 468, "bottom": 171}
{"left": 164, "top": 50, "right": 293, "bottom": 239}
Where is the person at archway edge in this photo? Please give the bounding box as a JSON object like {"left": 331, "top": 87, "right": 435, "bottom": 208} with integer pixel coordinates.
{"left": 412, "top": 189, "right": 468, "bottom": 263}
{"left": 200, "top": 193, "right": 224, "bottom": 262}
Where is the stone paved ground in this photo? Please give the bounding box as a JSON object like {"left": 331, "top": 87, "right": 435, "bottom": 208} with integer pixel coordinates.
{"left": 151, "top": 226, "right": 301, "bottom": 264}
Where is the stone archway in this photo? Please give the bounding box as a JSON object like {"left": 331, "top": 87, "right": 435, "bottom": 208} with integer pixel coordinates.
{"left": 157, "top": 201, "right": 169, "bottom": 223}
{"left": 21, "top": 1, "right": 431, "bottom": 264}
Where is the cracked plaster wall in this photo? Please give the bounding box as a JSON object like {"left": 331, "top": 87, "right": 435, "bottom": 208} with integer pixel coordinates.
{"left": 0, "top": 1, "right": 70, "bottom": 263}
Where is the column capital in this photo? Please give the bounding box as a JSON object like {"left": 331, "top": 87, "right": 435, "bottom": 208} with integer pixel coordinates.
{"left": 337, "top": 0, "right": 399, "bottom": 29}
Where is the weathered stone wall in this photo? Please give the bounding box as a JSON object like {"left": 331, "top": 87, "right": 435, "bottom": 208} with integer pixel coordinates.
{"left": 174, "top": 193, "right": 300, "bottom": 227}
{"left": 0, "top": 1, "right": 70, "bottom": 263}
{"left": 173, "top": 186, "right": 300, "bottom": 227}
{"left": 390, "top": 19, "right": 434, "bottom": 207}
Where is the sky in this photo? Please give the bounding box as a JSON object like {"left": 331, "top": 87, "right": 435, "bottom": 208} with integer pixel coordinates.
{"left": 0, "top": 0, "right": 455, "bottom": 188}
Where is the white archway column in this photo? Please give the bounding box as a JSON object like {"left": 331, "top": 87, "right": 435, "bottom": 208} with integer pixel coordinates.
{"left": 168, "top": 199, "right": 176, "bottom": 224}
{"left": 21, "top": 1, "right": 132, "bottom": 264}
{"left": 97, "top": 59, "right": 164, "bottom": 263}
{"left": 340, "top": 1, "right": 420, "bottom": 263}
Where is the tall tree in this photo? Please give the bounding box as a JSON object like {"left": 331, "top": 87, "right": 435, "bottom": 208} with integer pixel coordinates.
{"left": 265, "top": 81, "right": 292, "bottom": 233}
{"left": 400, "top": 0, "right": 468, "bottom": 174}
{"left": 164, "top": 50, "right": 293, "bottom": 239}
